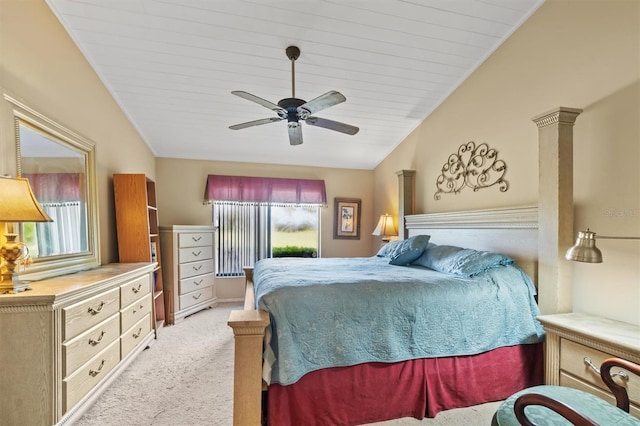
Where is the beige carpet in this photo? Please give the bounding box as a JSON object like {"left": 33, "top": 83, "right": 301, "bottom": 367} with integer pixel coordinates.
{"left": 76, "top": 302, "right": 501, "bottom": 426}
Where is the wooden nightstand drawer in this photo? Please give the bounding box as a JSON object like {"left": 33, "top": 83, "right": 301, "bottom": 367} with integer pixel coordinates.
{"left": 179, "top": 272, "right": 215, "bottom": 295}
{"left": 121, "top": 293, "right": 153, "bottom": 332}
{"left": 561, "top": 339, "right": 613, "bottom": 390}
{"left": 120, "top": 274, "right": 150, "bottom": 308}
{"left": 180, "top": 286, "right": 214, "bottom": 310}
{"left": 560, "top": 338, "right": 639, "bottom": 402}
{"left": 179, "top": 245, "right": 213, "bottom": 263}
{"left": 178, "top": 232, "right": 213, "bottom": 248}
{"left": 64, "top": 338, "right": 120, "bottom": 411}
{"left": 560, "top": 370, "right": 640, "bottom": 418}
{"left": 64, "top": 288, "right": 120, "bottom": 340}
{"left": 63, "top": 313, "right": 120, "bottom": 376}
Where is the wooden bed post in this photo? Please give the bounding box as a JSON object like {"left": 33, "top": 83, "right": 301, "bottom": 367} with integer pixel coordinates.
{"left": 396, "top": 169, "right": 416, "bottom": 240}
{"left": 532, "top": 107, "right": 582, "bottom": 315}
{"left": 228, "top": 267, "right": 270, "bottom": 426}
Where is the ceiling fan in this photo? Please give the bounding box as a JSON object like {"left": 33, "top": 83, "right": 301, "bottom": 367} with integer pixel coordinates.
{"left": 229, "top": 46, "right": 359, "bottom": 146}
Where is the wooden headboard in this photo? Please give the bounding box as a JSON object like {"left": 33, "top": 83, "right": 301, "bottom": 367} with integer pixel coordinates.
{"left": 405, "top": 206, "right": 539, "bottom": 285}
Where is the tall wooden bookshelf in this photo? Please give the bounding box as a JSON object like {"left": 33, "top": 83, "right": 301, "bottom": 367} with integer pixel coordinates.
{"left": 113, "top": 174, "right": 166, "bottom": 333}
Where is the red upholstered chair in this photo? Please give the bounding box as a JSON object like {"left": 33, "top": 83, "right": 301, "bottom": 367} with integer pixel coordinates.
{"left": 492, "top": 358, "right": 640, "bottom": 425}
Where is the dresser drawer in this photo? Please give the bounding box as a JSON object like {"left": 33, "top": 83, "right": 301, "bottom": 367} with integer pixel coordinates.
{"left": 179, "top": 286, "right": 214, "bottom": 310}
{"left": 560, "top": 371, "right": 640, "bottom": 418}
{"left": 179, "top": 272, "right": 215, "bottom": 295}
{"left": 179, "top": 245, "right": 213, "bottom": 263}
{"left": 179, "top": 259, "right": 214, "bottom": 279}
{"left": 121, "top": 293, "right": 153, "bottom": 332}
{"left": 178, "top": 232, "right": 213, "bottom": 248}
{"left": 63, "top": 338, "right": 120, "bottom": 411}
{"left": 121, "top": 313, "right": 152, "bottom": 358}
{"left": 120, "top": 274, "right": 151, "bottom": 308}
{"left": 560, "top": 338, "right": 640, "bottom": 406}
{"left": 64, "top": 288, "right": 120, "bottom": 340}
{"left": 63, "top": 313, "right": 120, "bottom": 376}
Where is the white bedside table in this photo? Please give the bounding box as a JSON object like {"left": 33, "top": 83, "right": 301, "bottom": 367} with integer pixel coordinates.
{"left": 537, "top": 312, "right": 640, "bottom": 418}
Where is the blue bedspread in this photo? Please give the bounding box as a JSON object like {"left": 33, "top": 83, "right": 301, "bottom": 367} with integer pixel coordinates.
{"left": 254, "top": 256, "right": 544, "bottom": 385}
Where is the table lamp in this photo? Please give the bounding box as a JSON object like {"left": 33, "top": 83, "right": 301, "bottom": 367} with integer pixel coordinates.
{"left": 372, "top": 213, "right": 397, "bottom": 242}
{"left": 0, "top": 176, "right": 53, "bottom": 293}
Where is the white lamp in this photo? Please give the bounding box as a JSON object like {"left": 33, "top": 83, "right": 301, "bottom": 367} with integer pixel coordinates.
{"left": 372, "top": 214, "right": 397, "bottom": 242}
{"left": 0, "top": 176, "right": 53, "bottom": 293}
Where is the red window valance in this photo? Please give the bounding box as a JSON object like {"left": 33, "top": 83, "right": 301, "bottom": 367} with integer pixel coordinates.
{"left": 204, "top": 175, "right": 327, "bottom": 205}
{"left": 22, "top": 173, "right": 83, "bottom": 203}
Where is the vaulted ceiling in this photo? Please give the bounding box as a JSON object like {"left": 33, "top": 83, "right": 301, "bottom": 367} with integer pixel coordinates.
{"left": 45, "top": 0, "right": 544, "bottom": 169}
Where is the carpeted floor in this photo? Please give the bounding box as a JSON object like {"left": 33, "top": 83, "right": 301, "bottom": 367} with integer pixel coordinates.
{"left": 76, "top": 302, "right": 501, "bottom": 426}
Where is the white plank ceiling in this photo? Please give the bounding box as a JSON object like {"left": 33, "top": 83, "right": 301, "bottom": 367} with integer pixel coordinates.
{"left": 45, "top": 0, "right": 544, "bottom": 169}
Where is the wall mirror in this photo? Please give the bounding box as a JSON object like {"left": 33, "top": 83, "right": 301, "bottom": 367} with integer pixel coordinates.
{"left": 7, "top": 95, "right": 100, "bottom": 281}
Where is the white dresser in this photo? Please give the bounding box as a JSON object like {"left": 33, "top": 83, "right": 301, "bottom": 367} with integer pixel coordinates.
{"left": 538, "top": 312, "right": 640, "bottom": 419}
{"left": 0, "top": 263, "right": 156, "bottom": 426}
{"left": 160, "top": 225, "right": 217, "bottom": 324}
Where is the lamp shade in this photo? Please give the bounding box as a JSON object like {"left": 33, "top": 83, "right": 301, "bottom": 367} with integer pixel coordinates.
{"left": 565, "top": 229, "right": 602, "bottom": 263}
{"left": 372, "top": 214, "right": 397, "bottom": 240}
{"left": 0, "top": 177, "right": 53, "bottom": 222}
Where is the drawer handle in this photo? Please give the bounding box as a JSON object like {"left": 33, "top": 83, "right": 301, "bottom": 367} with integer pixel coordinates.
{"left": 87, "top": 301, "right": 105, "bottom": 315}
{"left": 193, "top": 265, "right": 202, "bottom": 271}
{"left": 192, "top": 250, "right": 202, "bottom": 257}
{"left": 131, "top": 283, "right": 142, "bottom": 293}
{"left": 133, "top": 303, "right": 144, "bottom": 314}
{"left": 584, "top": 357, "right": 629, "bottom": 380}
{"left": 88, "top": 331, "right": 106, "bottom": 346}
{"left": 194, "top": 279, "right": 203, "bottom": 286}
{"left": 193, "top": 293, "right": 202, "bottom": 300}
{"left": 89, "top": 359, "right": 106, "bottom": 377}
{"left": 132, "top": 327, "right": 143, "bottom": 339}
{"left": 192, "top": 236, "right": 202, "bottom": 242}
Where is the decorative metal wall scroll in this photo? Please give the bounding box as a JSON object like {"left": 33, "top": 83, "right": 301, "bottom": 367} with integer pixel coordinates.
{"left": 434, "top": 141, "right": 509, "bottom": 200}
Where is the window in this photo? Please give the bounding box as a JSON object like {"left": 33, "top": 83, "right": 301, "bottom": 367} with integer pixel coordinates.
{"left": 205, "top": 175, "right": 326, "bottom": 277}
{"left": 271, "top": 205, "right": 319, "bottom": 258}
{"left": 23, "top": 201, "right": 87, "bottom": 257}
{"left": 213, "top": 202, "right": 320, "bottom": 276}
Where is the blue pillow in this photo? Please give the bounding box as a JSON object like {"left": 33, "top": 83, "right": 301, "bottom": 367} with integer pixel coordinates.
{"left": 375, "top": 239, "right": 402, "bottom": 258}
{"left": 388, "top": 235, "right": 431, "bottom": 266}
{"left": 412, "top": 244, "right": 513, "bottom": 277}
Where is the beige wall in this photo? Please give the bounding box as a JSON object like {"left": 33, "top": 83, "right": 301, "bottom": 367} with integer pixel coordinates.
{"left": 374, "top": 0, "right": 640, "bottom": 325}
{"left": 2, "top": 1, "right": 638, "bottom": 324}
{"left": 1, "top": 0, "right": 156, "bottom": 265}
{"left": 155, "top": 158, "right": 375, "bottom": 258}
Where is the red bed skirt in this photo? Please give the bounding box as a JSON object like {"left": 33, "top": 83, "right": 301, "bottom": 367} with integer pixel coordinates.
{"left": 266, "top": 343, "right": 543, "bottom": 426}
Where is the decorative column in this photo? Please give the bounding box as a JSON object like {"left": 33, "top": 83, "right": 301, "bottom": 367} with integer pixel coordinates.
{"left": 396, "top": 170, "right": 415, "bottom": 240}
{"left": 532, "top": 107, "right": 582, "bottom": 315}
{"left": 227, "top": 308, "right": 269, "bottom": 426}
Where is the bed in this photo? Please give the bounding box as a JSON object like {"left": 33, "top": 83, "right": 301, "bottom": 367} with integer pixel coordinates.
{"left": 228, "top": 205, "right": 544, "bottom": 426}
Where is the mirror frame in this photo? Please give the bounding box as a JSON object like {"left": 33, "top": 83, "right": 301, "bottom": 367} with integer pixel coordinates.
{"left": 6, "top": 95, "right": 100, "bottom": 281}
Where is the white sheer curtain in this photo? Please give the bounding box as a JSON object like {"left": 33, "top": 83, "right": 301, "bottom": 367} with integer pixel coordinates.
{"left": 35, "top": 201, "right": 86, "bottom": 256}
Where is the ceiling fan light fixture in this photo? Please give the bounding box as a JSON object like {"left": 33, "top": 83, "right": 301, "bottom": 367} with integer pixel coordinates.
{"left": 229, "top": 46, "right": 359, "bottom": 146}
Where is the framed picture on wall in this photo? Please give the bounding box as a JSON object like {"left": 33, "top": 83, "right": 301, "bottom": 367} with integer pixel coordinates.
{"left": 334, "top": 197, "right": 361, "bottom": 239}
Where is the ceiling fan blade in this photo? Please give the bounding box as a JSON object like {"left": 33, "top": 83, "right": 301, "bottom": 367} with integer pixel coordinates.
{"left": 229, "top": 117, "right": 283, "bottom": 130}
{"left": 231, "top": 91, "right": 285, "bottom": 113}
{"left": 287, "top": 122, "right": 303, "bottom": 145}
{"left": 298, "top": 91, "right": 346, "bottom": 116}
{"left": 305, "top": 116, "right": 359, "bottom": 135}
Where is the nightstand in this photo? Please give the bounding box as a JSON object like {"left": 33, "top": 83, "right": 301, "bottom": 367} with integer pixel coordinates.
{"left": 537, "top": 313, "right": 640, "bottom": 418}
